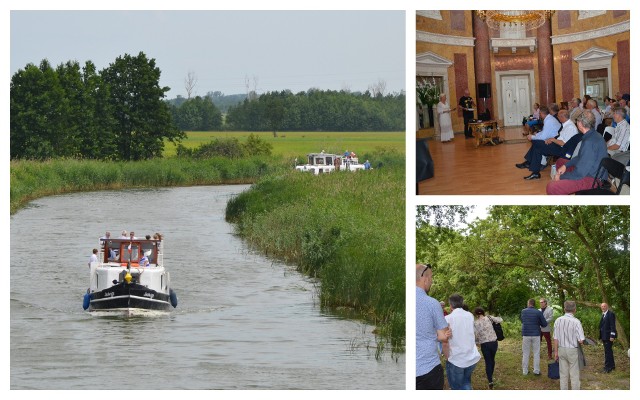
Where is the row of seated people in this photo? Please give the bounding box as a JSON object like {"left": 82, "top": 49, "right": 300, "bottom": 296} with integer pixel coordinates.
{"left": 525, "top": 94, "right": 630, "bottom": 137}
{"left": 514, "top": 107, "right": 629, "bottom": 194}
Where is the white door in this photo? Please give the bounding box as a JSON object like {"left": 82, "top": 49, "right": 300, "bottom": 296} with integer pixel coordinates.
{"left": 501, "top": 75, "right": 531, "bottom": 126}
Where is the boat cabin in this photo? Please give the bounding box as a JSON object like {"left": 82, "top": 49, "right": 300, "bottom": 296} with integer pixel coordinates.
{"left": 99, "top": 238, "right": 163, "bottom": 267}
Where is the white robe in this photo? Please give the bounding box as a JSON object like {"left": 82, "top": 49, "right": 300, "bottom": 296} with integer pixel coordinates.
{"left": 437, "top": 101, "right": 454, "bottom": 141}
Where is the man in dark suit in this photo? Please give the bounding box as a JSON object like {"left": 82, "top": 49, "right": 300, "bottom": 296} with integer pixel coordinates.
{"left": 459, "top": 89, "right": 475, "bottom": 138}
{"left": 599, "top": 303, "right": 617, "bottom": 372}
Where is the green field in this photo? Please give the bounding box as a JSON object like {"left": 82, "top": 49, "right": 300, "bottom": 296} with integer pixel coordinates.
{"left": 164, "top": 131, "right": 405, "bottom": 158}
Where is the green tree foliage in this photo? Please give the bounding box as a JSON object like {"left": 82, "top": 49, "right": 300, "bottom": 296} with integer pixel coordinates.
{"left": 10, "top": 52, "right": 183, "bottom": 160}
{"left": 11, "top": 60, "right": 68, "bottom": 159}
{"left": 170, "top": 96, "right": 223, "bottom": 131}
{"left": 176, "top": 133, "right": 272, "bottom": 159}
{"left": 101, "top": 52, "right": 184, "bottom": 160}
{"left": 417, "top": 206, "right": 630, "bottom": 344}
{"left": 225, "top": 89, "right": 405, "bottom": 131}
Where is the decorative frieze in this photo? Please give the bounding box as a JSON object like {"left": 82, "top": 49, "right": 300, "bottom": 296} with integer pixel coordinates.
{"left": 551, "top": 20, "right": 629, "bottom": 45}
{"left": 416, "top": 30, "right": 475, "bottom": 47}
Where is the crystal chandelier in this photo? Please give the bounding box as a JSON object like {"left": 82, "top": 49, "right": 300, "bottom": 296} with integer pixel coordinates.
{"left": 476, "top": 10, "right": 555, "bottom": 30}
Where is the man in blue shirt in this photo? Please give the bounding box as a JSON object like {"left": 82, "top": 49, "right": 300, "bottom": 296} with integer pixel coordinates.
{"left": 416, "top": 264, "right": 451, "bottom": 389}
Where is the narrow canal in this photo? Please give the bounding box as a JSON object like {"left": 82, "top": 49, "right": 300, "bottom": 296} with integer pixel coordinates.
{"left": 10, "top": 185, "right": 404, "bottom": 389}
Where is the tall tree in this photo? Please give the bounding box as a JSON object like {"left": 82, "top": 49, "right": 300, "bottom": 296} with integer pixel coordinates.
{"left": 10, "top": 60, "right": 67, "bottom": 159}
{"left": 100, "top": 52, "right": 184, "bottom": 160}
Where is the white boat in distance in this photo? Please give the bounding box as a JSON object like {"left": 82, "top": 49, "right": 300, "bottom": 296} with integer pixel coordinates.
{"left": 295, "top": 152, "right": 371, "bottom": 175}
{"left": 83, "top": 235, "right": 177, "bottom": 316}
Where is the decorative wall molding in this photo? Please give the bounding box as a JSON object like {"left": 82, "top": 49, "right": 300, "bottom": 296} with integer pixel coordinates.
{"left": 573, "top": 47, "right": 615, "bottom": 63}
{"left": 416, "top": 10, "right": 442, "bottom": 20}
{"left": 573, "top": 47, "right": 614, "bottom": 100}
{"left": 490, "top": 38, "right": 537, "bottom": 54}
{"left": 551, "top": 20, "right": 629, "bottom": 45}
{"left": 578, "top": 10, "right": 606, "bottom": 20}
{"left": 416, "top": 30, "right": 475, "bottom": 47}
{"left": 416, "top": 51, "right": 454, "bottom": 68}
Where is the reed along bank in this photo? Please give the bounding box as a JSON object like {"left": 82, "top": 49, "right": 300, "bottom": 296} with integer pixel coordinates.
{"left": 10, "top": 156, "right": 288, "bottom": 214}
{"left": 225, "top": 153, "right": 405, "bottom": 350}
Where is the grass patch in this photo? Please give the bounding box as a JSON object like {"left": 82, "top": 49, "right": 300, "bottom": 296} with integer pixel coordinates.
{"left": 462, "top": 337, "right": 629, "bottom": 390}
{"left": 164, "top": 131, "right": 405, "bottom": 158}
{"left": 226, "top": 151, "right": 406, "bottom": 353}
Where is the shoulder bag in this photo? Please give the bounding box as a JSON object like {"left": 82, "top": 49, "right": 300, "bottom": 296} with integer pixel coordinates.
{"left": 488, "top": 316, "right": 505, "bottom": 341}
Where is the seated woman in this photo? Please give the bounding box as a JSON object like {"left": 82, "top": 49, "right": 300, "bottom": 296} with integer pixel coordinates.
{"left": 523, "top": 103, "right": 542, "bottom": 135}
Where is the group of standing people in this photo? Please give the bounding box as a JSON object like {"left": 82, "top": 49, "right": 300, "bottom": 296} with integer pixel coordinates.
{"left": 417, "top": 263, "right": 621, "bottom": 390}
{"left": 416, "top": 264, "right": 501, "bottom": 390}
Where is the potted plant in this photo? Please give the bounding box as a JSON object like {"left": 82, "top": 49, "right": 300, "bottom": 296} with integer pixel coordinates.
{"left": 416, "top": 77, "right": 441, "bottom": 128}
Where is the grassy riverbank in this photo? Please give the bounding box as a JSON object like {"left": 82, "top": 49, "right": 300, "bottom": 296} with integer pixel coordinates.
{"left": 10, "top": 156, "right": 288, "bottom": 214}
{"left": 226, "top": 152, "right": 406, "bottom": 352}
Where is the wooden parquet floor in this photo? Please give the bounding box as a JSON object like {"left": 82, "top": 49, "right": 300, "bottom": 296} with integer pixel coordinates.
{"left": 417, "top": 126, "right": 555, "bottom": 195}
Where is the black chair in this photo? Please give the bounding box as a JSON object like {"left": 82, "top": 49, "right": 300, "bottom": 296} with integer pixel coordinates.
{"left": 575, "top": 157, "right": 629, "bottom": 195}
{"left": 416, "top": 139, "right": 434, "bottom": 194}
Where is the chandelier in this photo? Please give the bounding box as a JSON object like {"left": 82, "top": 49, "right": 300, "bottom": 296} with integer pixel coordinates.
{"left": 476, "top": 10, "right": 555, "bottom": 30}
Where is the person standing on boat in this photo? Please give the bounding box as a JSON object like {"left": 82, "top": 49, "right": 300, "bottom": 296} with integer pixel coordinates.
{"left": 129, "top": 231, "right": 137, "bottom": 240}
{"left": 88, "top": 248, "right": 98, "bottom": 268}
{"left": 119, "top": 230, "right": 128, "bottom": 239}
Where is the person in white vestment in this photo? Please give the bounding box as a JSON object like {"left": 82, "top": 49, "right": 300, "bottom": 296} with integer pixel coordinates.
{"left": 437, "top": 93, "right": 456, "bottom": 142}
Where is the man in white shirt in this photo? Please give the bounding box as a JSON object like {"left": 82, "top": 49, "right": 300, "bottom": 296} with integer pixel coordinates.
{"left": 443, "top": 293, "right": 481, "bottom": 390}
{"left": 553, "top": 301, "right": 585, "bottom": 390}
{"left": 88, "top": 248, "right": 99, "bottom": 268}
{"left": 607, "top": 108, "right": 630, "bottom": 156}
{"left": 519, "top": 109, "right": 579, "bottom": 180}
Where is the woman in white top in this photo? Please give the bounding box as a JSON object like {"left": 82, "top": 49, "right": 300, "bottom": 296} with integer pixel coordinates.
{"left": 473, "top": 307, "right": 503, "bottom": 389}
{"left": 437, "top": 93, "right": 456, "bottom": 142}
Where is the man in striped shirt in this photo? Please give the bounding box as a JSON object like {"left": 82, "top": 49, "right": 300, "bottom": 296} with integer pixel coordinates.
{"left": 553, "top": 301, "right": 585, "bottom": 390}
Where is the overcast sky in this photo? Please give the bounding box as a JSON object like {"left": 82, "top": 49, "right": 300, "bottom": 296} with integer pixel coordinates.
{"left": 10, "top": 10, "right": 405, "bottom": 99}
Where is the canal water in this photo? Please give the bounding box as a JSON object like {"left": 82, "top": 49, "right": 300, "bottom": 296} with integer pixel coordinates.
{"left": 10, "top": 185, "right": 404, "bottom": 389}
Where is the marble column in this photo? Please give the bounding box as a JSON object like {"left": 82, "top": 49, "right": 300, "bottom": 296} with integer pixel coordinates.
{"left": 473, "top": 12, "right": 492, "bottom": 119}
{"left": 537, "top": 19, "right": 555, "bottom": 106}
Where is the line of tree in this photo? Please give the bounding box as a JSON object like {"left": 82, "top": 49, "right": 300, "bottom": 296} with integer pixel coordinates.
{"left": 10, "top": 52, "right": 184, "bottom": 161}
{"left": 225, "top": 89, "right": 405, "bottom": 134}
{"left": 167, "top": 92, "right": 247, "bottom": 114}
{"left": 11, "top": 52, "right": 405, "bottom": 160}
{"left": 416, "top": 205, "right": 630, "bottom": 348}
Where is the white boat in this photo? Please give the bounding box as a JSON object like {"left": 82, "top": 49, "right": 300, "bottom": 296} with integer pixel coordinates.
{"left": 83, "top": 236, "right": 177, "bottom": 315}
{"left": 295, "top": 152, "right": 370, "bottom": 175}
